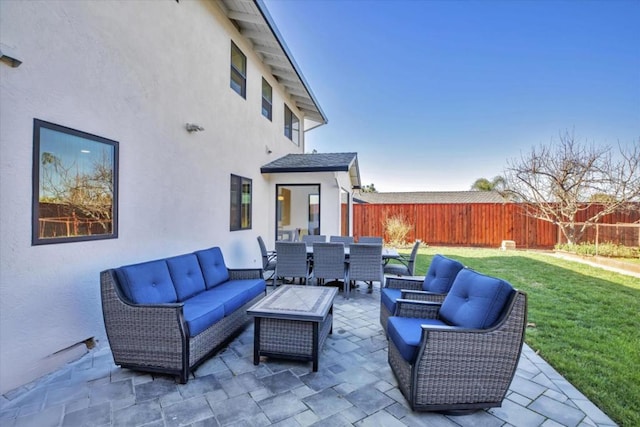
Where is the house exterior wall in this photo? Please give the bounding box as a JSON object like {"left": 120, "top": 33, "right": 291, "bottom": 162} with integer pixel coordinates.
{"left": 0, "top": 0, "right": 308, "bottom": 393}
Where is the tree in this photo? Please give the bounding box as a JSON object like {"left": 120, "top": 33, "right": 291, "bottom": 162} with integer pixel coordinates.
{"left": 471, "top": 176, "right": 505, "bottom": 192}
{"left": 361, "top": 183, "right": 377, "bottom": 193}
{"left": 40, "top": 150, "right": 114, "bottom": 234}
{"left": 503, "top": 131, "right": 640, "bottom": 244}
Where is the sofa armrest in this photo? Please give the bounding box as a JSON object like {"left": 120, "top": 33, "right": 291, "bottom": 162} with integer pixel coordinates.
{"left": 385, "top": 276, "right": 424, "bottom": 290}
{"left": 228, "top": 268, "right": 264, "bottom": 280}
{"left": 395, "top": 299, "right": 441, "bottom": 319}
{"left": 400, "top": 290, "right": 447, "bottom": 303}
{"left": 100, "top": 270, "right": 188, "bottom": 370}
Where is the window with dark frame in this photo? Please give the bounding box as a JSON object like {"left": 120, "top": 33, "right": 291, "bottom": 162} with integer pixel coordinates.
{"left": 230, "top": 174, "right": 252, "bottom": 231}
{"left": 284, "top": 104, "right": 300, "bottom": 145}
{"left": 32, "top": 119, "right": 118, "bottom": 245}
{"left": 230, "top": 41, "right": 246, "bottom": 98}
{"left": 261, "top": 78, "right": 272, "bottom": 120}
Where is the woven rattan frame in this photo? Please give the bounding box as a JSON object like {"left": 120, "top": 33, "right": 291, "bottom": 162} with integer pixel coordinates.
{"left": 347, "top": 243, "right": 384, "bottom": 298}
{"left": 311, "top": 242, "right": 346, "bottom": 288}
{"left": 387, "top": 291, "right": 527, "bottom": 412}
{"left": 275, "top": 241, "right": 309, "bottom": 285}
{"left": 100, "top": 267, "right": 265, "bottom": 383}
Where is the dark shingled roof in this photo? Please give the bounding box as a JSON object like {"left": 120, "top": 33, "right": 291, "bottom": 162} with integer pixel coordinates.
{"left": 261, "top": 152, "right": 358, "bottom": 173}
{"left": 353, "top": 191, "right": 507, "bottom": 204}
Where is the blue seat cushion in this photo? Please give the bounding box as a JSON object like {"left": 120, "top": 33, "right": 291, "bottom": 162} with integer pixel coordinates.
{"left": 166, "top": 254, "right": 206, "bottom": 301}
{"left": 387, "top": 316, "right": 447, "bottom": 363}
{"left": 115, "top": 260, "right": 177, "bottom": 304}
{"left": 439, "top": 269, "right": 514, "bottom": 329}
{"left": 202, "top": 282, "right": 251, "bottom": 314}
{"left": 225, "top": 279, "right": 266, "bottom": 302}
{"left": 182, "top": 292, "right": 225, "bottom": 337}
{"left": 381, "top": 288, "right": 401, "bottom": 315}
{"left": 423, "top": 254, "right": 464, "bottom": 293}
{"left": 194, "top": 247, "right": 230, "bottom": 289}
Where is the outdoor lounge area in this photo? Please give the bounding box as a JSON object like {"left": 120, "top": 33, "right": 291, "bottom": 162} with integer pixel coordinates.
{"left": 0, "top": 282, "right": 615, "bottom": 427}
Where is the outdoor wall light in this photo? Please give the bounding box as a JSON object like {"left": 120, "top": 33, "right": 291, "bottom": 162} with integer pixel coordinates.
{"left": 185, "top": 123, "right": 204, "bottom": 133}
{"left": 0, "top": 44, "right": 22, "bottom": 68}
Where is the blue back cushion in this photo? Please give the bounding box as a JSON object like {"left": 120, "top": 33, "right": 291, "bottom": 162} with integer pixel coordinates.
{"left": 194, "top": 247, "right": 230, "bottom": 289}
{"left": 116, "top": 260, "right": 177, "bottom": 304}
{"left": 423, "top": 254, "right": 464, "bottom": 293}
{"left": 166, "top": 254, "right": 206, "bottom": 301}
{"left": 439, "top": 269, "right": 514, "bottom": 329}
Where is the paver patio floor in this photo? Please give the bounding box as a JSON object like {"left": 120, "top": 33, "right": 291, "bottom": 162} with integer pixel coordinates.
{"left": 0, "top": 284, "right": 617, "bottom": 426}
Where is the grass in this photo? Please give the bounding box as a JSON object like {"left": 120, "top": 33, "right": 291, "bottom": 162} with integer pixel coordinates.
{"left": 396, "top": 246, "right": 640, "bottom": 426}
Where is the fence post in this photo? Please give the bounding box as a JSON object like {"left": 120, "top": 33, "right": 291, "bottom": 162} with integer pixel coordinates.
{"left": 595, "top": 224, "right": 599, "bottom": 256}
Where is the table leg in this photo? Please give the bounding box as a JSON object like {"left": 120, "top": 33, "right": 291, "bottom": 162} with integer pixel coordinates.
{"left": 253, "top": 317, "right": 261, "bottom": 366}
{"left": 312, "top": 322, "right": 319, "bottom": 372}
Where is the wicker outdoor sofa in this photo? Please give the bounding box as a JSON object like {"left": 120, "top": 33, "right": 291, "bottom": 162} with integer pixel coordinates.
{"left": 100, "top": 246, "right": 266, "bottom": 383}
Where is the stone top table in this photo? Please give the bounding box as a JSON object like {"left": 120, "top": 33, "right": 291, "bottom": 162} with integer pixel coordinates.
{"left": 247, "top": 285, "right": 337, "bottom": 371}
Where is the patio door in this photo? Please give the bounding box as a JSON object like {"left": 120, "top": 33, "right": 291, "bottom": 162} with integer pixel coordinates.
{"left": 276, "top": 184, "right": 320, "bottom": 241}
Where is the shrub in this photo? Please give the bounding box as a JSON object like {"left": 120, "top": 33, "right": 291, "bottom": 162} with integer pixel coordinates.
{"left": 383, "top": 214, "right": 412, "bottom": 246}
{"left": 555, "top": 242, "right": 640, "bottom": 258}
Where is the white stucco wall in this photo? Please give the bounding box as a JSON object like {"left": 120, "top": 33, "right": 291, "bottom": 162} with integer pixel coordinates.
{"left": 0, "top": 0, "right": 308, "bottom": 393}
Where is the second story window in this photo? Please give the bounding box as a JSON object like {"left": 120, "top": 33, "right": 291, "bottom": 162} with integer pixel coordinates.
{"left": 284, "top": 105, "right": 300, "bottom": 145}
{"left": 230, "top": 42, "right": 246, "bottom": 98}
{"left": 262, "top": 78, "right": 272, "bottom": 120}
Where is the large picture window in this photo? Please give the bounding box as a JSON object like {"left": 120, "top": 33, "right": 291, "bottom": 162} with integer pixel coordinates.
{"left": 284, "top": 105, "right": 299, "bottom": 145}
{"left": 230, "top": 174, "right": 252, "bottom": 231}
{"left": 32, "top": 119, "right": 118, "bottom": 245}
{"left": 230, "top": 41, "right": 247, "bottom": 98}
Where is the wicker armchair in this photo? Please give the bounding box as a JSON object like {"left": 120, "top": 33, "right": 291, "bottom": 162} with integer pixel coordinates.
{"left": 386, "top": 269, "right": 527, "bottom": 412}
{"left": 329, "top": 235, "right": 354, "bottom": 244}
{"left": 380, "top": 254, "right": 464, "bottom": 334}
{"left": 311, "top": 242, "right": 347, "bottom": 291}
{"left": 347, "top": 243, "right": 384, "bottom": 298}
{"left": 383, "top": 240, "right": 421, "bottom": 277}
{"left": 275, "top": 241, "right": 310, "bottom": 285}
{"left": 257, "top": 236, "right": 276, "bottom": 282}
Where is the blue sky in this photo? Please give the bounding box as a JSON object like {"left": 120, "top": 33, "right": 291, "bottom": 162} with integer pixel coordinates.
{"left": 263, "top": 0, "right": 640, "bottom": 192}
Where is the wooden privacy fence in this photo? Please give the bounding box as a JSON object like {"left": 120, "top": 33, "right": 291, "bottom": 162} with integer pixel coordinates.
{"left": 353, "top": 203, "right": 640, "bottom": 249}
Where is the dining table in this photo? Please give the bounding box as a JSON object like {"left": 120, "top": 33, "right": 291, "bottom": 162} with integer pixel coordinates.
{"left": 305, "top": 245, "right": 400, "bottom": 262}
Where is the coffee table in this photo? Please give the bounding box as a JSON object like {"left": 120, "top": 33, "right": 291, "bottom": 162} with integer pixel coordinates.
{"left": 247, "top": 285, "right": 337, "bottom": 371}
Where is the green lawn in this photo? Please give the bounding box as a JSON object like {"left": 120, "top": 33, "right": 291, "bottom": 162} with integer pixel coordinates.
{"left": 397, "top": 247, "right": 640, "bottom": 426}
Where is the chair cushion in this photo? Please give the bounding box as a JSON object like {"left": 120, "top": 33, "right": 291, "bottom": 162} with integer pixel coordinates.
{"left": 439, "top": 269, "right": 514, "bottom": 329}
{"left": 203, "top": 282, "right": 250, "bottom": 314}
{"left": 387, "top": 316, "right": 447, "bottom": 363}
{"left": 423, "top": 254, "right": 464, "bottom": 293}
{"left": 381, "top": 288, "right": 401, "bottom": 315}
{"left": 166, "top": 254, "right": 206, "bottom": 301}
{"left": 182, "top": 292, "right": 225, "bottom": 337}
{"left": 115, "top": 260, "right": 177, "bottom": 304}
{"left": 194, "top": 247, "right": 230, "bottom": 289}
{"left": 224, "top": 279, "right": 266, "bottom": 302}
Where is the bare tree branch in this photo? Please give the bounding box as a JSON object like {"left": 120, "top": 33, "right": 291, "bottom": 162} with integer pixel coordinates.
{"left": 504, "top": 131, "right": 640, "bottom": 244}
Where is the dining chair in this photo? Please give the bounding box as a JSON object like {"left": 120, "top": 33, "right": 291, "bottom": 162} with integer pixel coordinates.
{"left": 302, "top": 235, "right": 327, "bottom": 245}
{"left": 311, "top": 242, "right": 347, "bottom": 293}
{"left": 274, "top": 241, "right": 310, "bottom": 285}
{"left": 346, "top": 243, "right": 384, "bottom": 298}
{"left": 329, "top": 235, "right": 354, "bottom": 245}
{"left": 257, "top": 236, "right": 276, "bottom": 282}
{"left": 383, "top": 240, "right": 421, "bottom": 277}
{"left": 358, "top": 236, "right": 383, "bottom": 244}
